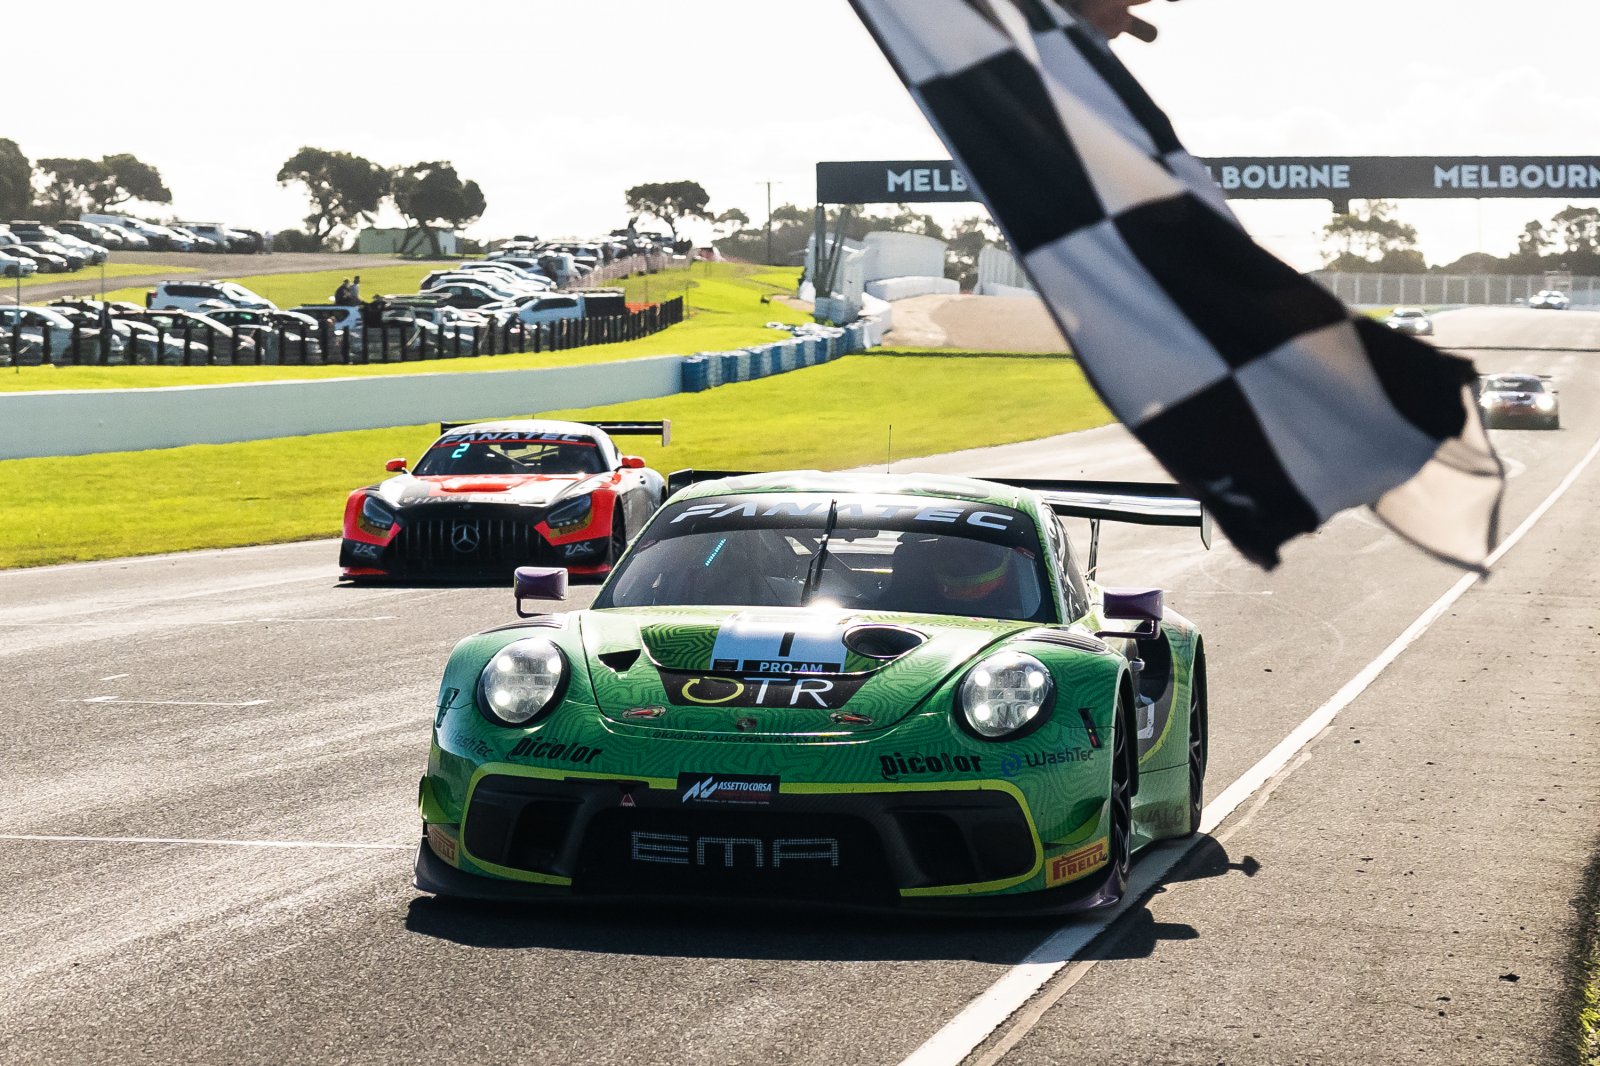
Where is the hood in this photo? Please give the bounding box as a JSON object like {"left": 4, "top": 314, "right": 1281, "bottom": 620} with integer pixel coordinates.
{"left": 576, "top": 606, "right": 1033, "bottom": 738}
{"left": 374, "top": 472, "right": 597, "bottom": 509}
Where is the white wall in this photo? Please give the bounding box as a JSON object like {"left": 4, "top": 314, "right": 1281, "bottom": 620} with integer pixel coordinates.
{"left": 862, "top": 231, "right": 947, "bottom": 283}
{"left": 1, "top": 356, "right": 685, "bottom": 460}
{"left": 976, "top": 244, "right": 1033, "bottom": 295}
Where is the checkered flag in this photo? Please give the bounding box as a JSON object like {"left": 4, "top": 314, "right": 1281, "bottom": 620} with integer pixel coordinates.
{"left": 849, "top": 0, "right": 1503, "bottom": 569}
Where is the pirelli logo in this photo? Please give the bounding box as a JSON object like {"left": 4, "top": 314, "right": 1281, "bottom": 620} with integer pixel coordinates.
{"left": 1046, "top": 839, "right": 1108, "bottom": 887}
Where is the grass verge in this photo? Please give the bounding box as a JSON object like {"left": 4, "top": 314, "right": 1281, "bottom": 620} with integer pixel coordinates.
{"left": 7, "top": 260, "right": 198, "bottom": 291}
{"left": 1574, "top": 839, "right": 1600, "bottom": 1066}
{"left": 0, "top": 353, "right": 1104, "bottom": 569}
{"left": 0, "top": 263, "right": 808, "bottom": 392}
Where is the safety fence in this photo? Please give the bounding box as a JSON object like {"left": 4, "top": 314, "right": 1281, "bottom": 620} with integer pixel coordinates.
{"left": 1312, "top": 272, "right": 1600, "bottom": 308}
{"left": 0, "top": 298, "right": 685, "bottom": 368}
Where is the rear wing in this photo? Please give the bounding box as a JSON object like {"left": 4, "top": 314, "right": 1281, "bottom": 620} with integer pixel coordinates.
{"left": 664, "top": 471, "right": 1209, "bottom": 575}
{"left": 438, "top": 419, "right": 671, "bottom": 445}
{"left": 988, "top": 478, "right": 1211, "bottom": 577}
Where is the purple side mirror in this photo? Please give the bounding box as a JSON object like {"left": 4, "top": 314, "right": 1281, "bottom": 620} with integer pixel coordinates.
{"left": 514, "top": 566, "right": 569, "bottom": 617}
{"left": 1098, "top": 587, "right": 1164, "bottom": 640}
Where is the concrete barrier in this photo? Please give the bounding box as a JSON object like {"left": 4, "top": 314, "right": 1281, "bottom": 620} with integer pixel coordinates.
{"left": 2, "top": 356, "right": 684, "bottom": 460}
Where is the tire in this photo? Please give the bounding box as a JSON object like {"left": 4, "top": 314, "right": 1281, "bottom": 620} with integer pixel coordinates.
{"left": 1185, "top": 656, "right": 1209, "bottom": 836}
{"left": 1107, "top": 693, "right": 1135, "bottom": 898}
{"left": 605, "top": 511, "right": 628, "bottom": 568}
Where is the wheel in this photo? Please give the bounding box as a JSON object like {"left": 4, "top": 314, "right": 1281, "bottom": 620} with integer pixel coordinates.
{"left": 605, "top": 511, "right": 628, "bottom": 567}
{"left": 1185, "top": 656, "right": 1209, "bottom": 835}
{"left": 1107, "top": 693, "right": 1134, "bottom": 898}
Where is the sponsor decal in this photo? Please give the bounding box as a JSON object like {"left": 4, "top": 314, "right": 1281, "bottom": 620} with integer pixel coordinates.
{"left": 678, "top": 772, "right": 780, "bottom": 806}
{"left": 662, "top": 673, "right": 868, "bottom": 710}
{"left": 445, "top": 729, "right": 492, "bottom": 760}
{"left": 622, "top": 706, "right": 666, "bottom": 720}
{"left": 670, "top": 498, "right": 1015, "bottom": 533}
{"left": 347, "top": 540, "right": 382, "bottom": 560}
{"left": 437, "top": 431, "right": 596, "bottom": 446}
{"left": 710, "top": 616, "right": 848, "bottom": 675}
{"left": 998, "top": 747, "right": 1096, "bottom": 778}
{"left": 508, "top": 737, "right": 604, "bottom": 765}
{"left": 631, "top": 831, "right": 839, "bottom": 868}
{"left": 427, "top": 824, "right": 459, "bottom": 866}
{"left": 879, "top": 751, "right": 984, "bottom": 781}
{"left": 1046, "top": 839, "right": 1108, "bottom": 887}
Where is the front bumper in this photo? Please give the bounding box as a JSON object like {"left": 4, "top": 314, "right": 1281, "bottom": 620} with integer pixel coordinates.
{"left": 416, "top": 766, "right": 1118, "bottom": 915}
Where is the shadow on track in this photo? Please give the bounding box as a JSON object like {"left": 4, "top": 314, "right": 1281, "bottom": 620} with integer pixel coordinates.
{"left": 401, "top": 836, "right": 1261, "bottom": 964}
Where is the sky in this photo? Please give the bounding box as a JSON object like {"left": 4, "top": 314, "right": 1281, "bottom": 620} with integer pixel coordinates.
{"left": 8, "top": 0, "right": 1600, "bottom": 271}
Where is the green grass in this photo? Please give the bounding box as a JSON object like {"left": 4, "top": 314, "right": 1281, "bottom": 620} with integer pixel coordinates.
{"left": 8, "top": 261, "right": 197, "bottom": 291}
{"left": 0, "top": 353, "right": 1105, "bottom": 568}
{"left": 1, "top": 264, "right": 808, "bottom": 392}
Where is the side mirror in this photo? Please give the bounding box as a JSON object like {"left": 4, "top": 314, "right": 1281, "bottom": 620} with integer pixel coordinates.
{"left": 385, "top": 458, "right": 407, "bottom": 473}
{"left": 515, "top": 566, "right": 569, "bottom": 617}
{"left": 1097, "top": 587, "right": 1163, "bottom": 640}
{"left": 620, "top": 455, "right": 646, "bottom": 470}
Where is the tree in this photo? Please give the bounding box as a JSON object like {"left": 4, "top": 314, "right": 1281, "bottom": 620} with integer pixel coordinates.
{"left": 1516, "top": 220, "right": 1553, "bottom": 260}
{"left": 624, "top": 181, "right": 712, "bottom": 239}
{"left": 1549, "top": 205, "right": 1600, "bottom": 257}
{"left": 1321, "top": 199, "right": 1420, "bottom": 268}
{"left": 35, "top": 158, "right": 106, "bottom": 220}
{"left": 713, "top": 207, "right": 751, "bottom": 239}
{"left": 392, "top": 161, "right": 486, "bottom": 256}
{"left": 945, "top": 216, "right": 1002, "bottom": 288}
{"left": 0, "top": 139, "right": 31, "bottom": 220}
{"left": 277, "top": 147, "right": 391, "bottom": 247}
{"left": 88, "top": 153, "right": 171, "bottom": 211}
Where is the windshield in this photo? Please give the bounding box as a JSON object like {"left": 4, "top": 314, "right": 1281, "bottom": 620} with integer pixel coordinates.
{"left": 1482, "top": 376, "right": 1543, "bottom": 393}
{"left": 597, "top": 494, "right": 1053, "bottom": 622}
{"left": 1391, "top": 309, "right": 1422, "bottom": 318}
{"left": 413, "top": 432, "right": 607, "bottom": 477}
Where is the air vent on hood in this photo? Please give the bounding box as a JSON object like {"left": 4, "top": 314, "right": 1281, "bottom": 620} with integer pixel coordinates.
{"left": 597, "top": 648, "right": 642, "bottom": 673}
{"left": 843, "top": 624, "right": 926, "bottom": 661}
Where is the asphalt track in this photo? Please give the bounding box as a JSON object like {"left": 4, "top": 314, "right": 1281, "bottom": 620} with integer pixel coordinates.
{"left": 1, "top": 308, "right": 1596, "bottom": 1065}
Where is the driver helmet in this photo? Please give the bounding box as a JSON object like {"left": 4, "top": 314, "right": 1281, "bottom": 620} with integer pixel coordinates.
{"left": 929, "top": 539, "right": 1016, "bottom": 602}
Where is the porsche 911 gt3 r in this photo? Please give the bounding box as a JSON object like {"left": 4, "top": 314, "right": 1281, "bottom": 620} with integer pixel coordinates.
{"left": 340, "top": 419, "right": 669, "bottom": 579}
{"left": 415, "top": 471, "right": 1211, "bottom": 913}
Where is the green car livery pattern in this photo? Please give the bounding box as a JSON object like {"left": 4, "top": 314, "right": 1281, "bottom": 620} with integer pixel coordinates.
{"left": 416, "top": 472, "right": 1207, "bottom": 912}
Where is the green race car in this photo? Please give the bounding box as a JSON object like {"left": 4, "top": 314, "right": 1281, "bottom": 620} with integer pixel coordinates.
{"left": 416, "top": 471, "right": 1211, "bottom": 913}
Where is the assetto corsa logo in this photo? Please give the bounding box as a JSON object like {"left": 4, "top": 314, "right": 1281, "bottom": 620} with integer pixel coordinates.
{"left": 677, "top": 773, "right": 780, "bottom": 806}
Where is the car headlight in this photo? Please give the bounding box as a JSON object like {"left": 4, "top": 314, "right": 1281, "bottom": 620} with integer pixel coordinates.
{"left": 546, "top": 493, "right": 594, "bottom": 533}
{"left": 361, "top": 495, "right": 397, "bottom": 531}
{"left": 1535, "top": 395, "right": 1556, "bottom": 410}
{"left": 478, "top": 636, "right": 567, "bottom": 726}
{"left": 956, "top": 650, "right": 1054, "bottom": 740}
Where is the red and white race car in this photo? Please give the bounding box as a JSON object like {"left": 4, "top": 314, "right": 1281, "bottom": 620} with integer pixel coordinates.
{"left": 339, "top": 419, "right": 669, "bottom": 580}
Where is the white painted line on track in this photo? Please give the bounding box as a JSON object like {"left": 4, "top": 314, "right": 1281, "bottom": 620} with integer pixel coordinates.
{"left": 4, "top": 616, "right": 399, "bottom": 628}
{"left": 0, "top": 833, "right": 409, "bottom": 851}
{"left": 70, "top": 698, "right": 272, "bottom": 707}
{"left": 898, "top": 429, "right": 1600, "bottom": 1066}
{"left": 98, "top": 673, "right": 129, "bottom": 681}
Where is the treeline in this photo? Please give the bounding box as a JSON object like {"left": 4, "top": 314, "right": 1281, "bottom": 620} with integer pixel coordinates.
{"left": 276, "top": 148, "right": 484, "bottom": 254}
{"left": 0, "top": 138, "right": 172, "bottom": 221}
{"left": 1323, "top": 198, "right": 1600, "bottom": 275}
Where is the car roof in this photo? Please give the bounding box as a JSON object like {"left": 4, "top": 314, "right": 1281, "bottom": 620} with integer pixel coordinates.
{"left": 669, "top": 470, "right": 1037, "bottom": 512}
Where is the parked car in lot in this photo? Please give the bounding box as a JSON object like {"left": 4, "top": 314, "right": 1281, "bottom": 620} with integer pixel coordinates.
{"left": 2, "top": 243, "right": 68, "bottom": 272}
{"left": 0, "top": 249, "right": 37, "bottom": 277}
{"left": 1529, "top": 289, "right": 1571, "bottom": 310}
{"left": 56, "top": 219, "right": 121, "bottom": 248}
{"left": 9, "top": 222, "right": 109, "bottom": 264}
{"left": 0, "top": 305, "right": 127, "bottom": 360}
{"left": 288, "top": 303, "right": 441, "bottom": 355}
{"left": 489, "top": 292, "right": 586, "bottom": 327}
{"left": 207, "top": 308, "right": 325, "bottom": 359}
{"left": 93, "top": 221, "right": 150, "bottom": 250}
{"left": 148, "top": 280, "right": 275, "bottom": 312}
{"left": 179, "top": 222, "right": 254, "bottom": 252}
{"left": 116, "top": 308, "right": 257, "bottom": 362}
{"left": 23, "top": 240, "right": 90, "bottom": 270}
{"left": 50, "top": 302, "right": 184, "bottom": 363}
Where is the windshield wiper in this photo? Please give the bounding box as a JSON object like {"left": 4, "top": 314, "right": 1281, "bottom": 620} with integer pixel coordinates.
{"left": 801, "top": 499, "right": 839, "bottom": 605}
